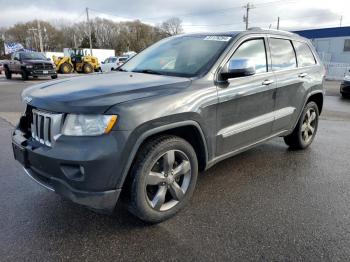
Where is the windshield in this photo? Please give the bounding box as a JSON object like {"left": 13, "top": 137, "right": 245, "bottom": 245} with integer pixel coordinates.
{"left": 121, "top": 35, "right": 233, "bottom": 77}
{"left": 20, "top": 52, "right": 47, "bottom": 60}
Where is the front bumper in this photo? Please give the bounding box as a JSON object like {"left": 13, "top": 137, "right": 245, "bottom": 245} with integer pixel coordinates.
{"left": 23, "top": 168, "right": 121, "bottom": 212}
{"left": 340, "top": 80, "right": 350, "bottom": 95}
{"left": 26, "top": 68, "right": 57, "bottom": 77}
{"left": 12, "top": 124, "right": 129, "bottom": 213}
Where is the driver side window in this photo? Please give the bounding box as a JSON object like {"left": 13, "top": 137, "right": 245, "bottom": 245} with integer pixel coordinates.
{"left": 230, "top": 39, "right": 267, "bottom": 74}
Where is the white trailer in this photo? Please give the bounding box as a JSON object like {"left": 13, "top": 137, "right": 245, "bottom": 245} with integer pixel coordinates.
{"left": 45, "top": 52, "right": 64, "bottom": 61}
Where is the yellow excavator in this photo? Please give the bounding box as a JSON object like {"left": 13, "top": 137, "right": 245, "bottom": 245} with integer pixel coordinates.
{"left": 53, "top": 49, "right": 100, "bottom": 74}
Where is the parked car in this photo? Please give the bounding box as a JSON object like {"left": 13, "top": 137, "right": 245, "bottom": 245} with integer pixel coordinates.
{"left": 101, "top": 56, "right": 128, "bottom": 72}
{"left": 3, "top": 51, "right": 57, "bottom": 80}
{"left": 340, "top": 73, "right": 350, "bottom": 98}
{"left": 12, "top": 29, "right": 325, "bottom": 223}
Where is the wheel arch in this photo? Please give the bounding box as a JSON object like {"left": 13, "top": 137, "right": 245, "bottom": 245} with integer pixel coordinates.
{"left": 288, "top": 90, "right": 324, "bottom": 135}
{"left": 306, "top": 92, "right": 324, "bottom": 114}
{"left": 119, "top": 121, "right": 209, "bottom": 189}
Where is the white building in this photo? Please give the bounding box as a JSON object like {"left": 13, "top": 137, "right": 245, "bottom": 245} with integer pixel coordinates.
{"left": 294, "top": 27, "right": 350, "bottom": 80}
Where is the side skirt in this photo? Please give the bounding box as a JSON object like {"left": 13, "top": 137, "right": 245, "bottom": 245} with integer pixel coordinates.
{"left": 206, "top": 130, "right": 289, "bottom": 169}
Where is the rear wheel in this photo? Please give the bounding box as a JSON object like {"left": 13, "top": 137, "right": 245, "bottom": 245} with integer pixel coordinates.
{"left": 83, "top": 63, "right": 93, "bottom": 74}
{"left": 5, "top": 67, "right": 12, "bottom": 79}
{"left": 60, "top": 63, "right": 72, "bottom": 74}
{"left": 127, "top": 136, "right": 198, "bottom": 223}
{"left": 284, "top": 101, "right": 319, "bottom": 149}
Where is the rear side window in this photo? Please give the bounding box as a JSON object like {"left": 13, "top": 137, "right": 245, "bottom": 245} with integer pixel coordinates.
{"left": 293, "top": 41, "right": 316, "bottom": 67}
{"left": 230, "top": 38, "right": 267, "bottom": 74}
{"left": 269, "top": 38, "right": 297, "bottom": 71}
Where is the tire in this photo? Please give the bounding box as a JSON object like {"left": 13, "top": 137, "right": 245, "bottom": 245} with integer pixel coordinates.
{"left": 126, "top": 135, "right": 198, "bottom": 223}
{"left": 51, "top": 75, "right": 58, "bottom": 79}
{"left": 83, "top": 63, "right": 93, "bottom": 74}
{"left": 284, "top": 101, "right": 319, "bottom": 149}
{"left": 5, "top": 67, "right": 12, "bottom": 79}
{"left": 60, "top": 63, "right": 72, "bottom": 74}
{"left": 21, "top": 69, "right": 29, "bottom": 80}
{"left": 341, "top": 93, "right": 349, "bottom": 99}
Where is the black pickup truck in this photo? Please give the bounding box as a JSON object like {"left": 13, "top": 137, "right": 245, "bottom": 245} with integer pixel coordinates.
{"left": 3, "top": 51, "right": 57, "bottom": 80}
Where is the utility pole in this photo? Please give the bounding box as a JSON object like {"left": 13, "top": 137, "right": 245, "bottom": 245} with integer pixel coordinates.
{"left": 277, "top": 17, "right": 280, "bottom": 30}
{"left": 28, "top": 28, "right": 38, "bottom": 50}
{"left": 73, "top": 34, "right": 77, "bottom": 49}
{"left": 37, "top": 20, "right": 44, "bottom": 53}
{"left": 86, "top": 7, "right": 93, "bottom": 56}
{"left": 243, "top": 3, "right": 254, "bottom": 30}
{"left": 340, "top": 16, "right": 343, "bottom": 27}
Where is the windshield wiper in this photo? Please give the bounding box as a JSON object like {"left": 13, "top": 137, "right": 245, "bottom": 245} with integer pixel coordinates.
{"left": 132, "top": 69, "right": 163, "bottom": 75}
{"left": 116, "top": 68, "right": 128, "bottom": 72}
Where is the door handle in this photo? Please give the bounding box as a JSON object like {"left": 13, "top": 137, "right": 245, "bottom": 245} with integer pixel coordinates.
{"left": 262, "top": 79, "right": 274, "bottom": 85}
{"left": 298, "top": 72, "right": 308, "bottom": 78}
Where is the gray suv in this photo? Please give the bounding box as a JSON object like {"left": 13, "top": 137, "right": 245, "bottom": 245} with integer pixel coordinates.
{"left": 12, "top": 29, "right": 325, "bottom": 223}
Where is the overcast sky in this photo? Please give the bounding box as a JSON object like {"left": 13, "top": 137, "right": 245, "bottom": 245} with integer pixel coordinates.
{"left": 0, "top": 0, "right": 349, "bottom": 32}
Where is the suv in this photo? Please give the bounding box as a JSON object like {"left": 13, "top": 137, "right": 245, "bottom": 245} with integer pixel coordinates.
{"left": 4, "top": 51, "right": 57, "bottom": 80}
{"left": 101, "top": 56, "right": 128, "bottom": 72}
{"left": 12, "top": 29, "right": 325, "bottom": 223}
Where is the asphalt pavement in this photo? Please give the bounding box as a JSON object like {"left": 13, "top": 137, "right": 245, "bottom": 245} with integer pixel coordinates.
{"left": 0, "top": 74, "right": 349, "bottom": 261}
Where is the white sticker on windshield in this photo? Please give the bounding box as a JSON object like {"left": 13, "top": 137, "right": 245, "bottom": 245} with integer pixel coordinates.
{"left": 204, "top": 36, "right": 232, "bottom": 42}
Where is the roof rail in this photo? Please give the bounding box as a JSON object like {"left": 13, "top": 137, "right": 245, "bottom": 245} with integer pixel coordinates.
{"left": 247, "top": 27, "right": 262, "bottom": 30}
{"left": 247, "top": 27, "right": 298, "bottom": 36}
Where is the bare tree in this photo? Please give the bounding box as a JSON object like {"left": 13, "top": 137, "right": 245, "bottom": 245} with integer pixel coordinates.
{"left": 2, "top": 18, "right": 169, "bottom": 54}
{"left": 160, "top": 17, "right": 183, "bottom": 36}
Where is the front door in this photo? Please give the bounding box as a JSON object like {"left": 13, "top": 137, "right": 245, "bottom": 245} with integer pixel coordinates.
{"left": 216, "top": 37, "right": 276, "bottom": 156}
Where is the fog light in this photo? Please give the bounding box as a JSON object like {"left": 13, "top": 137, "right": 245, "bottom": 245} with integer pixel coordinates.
{"left": 60, "top": 164, "right": 85, "bottom": 181}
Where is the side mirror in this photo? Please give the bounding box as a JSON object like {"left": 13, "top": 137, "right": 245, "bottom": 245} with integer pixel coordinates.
{"left": 220, "top": 58, "right": 256, "bottom": 80}
{"left": 14, "top": 57, "right": 19, "bottom": 61}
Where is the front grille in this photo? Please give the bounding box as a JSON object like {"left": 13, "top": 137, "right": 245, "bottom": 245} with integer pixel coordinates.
{"left": 31, "top": 109, "right": 63, "bottom": 147}
{"left": 33, "top": 63, "right": 53, "bottom": 70}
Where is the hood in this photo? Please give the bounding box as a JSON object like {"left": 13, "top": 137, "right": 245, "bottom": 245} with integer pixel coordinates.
{"left": 22, "top": 72, "right": 191, "bottom": 113}
{"left": 22, "top": 59, "right": 53, "bottom": 64}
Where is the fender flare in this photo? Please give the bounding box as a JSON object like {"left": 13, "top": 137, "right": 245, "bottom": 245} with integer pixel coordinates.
{"left": 291, "top": 90, "right": 324, "bottom": 132}
{"left": 118, "top": 120, "right": 209, "bottom": 188}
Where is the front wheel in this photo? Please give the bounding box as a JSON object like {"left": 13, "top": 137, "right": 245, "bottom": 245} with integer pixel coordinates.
{"left": 51, "top": 75, "right": 58, "bottom": 79}
{"left": 5, "top": 68, "right": 12, "bottom": 79}
{"left": 60, "top": 63, "right": 72, "bottom": 74}
{"left": 284, "top": 101, "right": 319, "bottom": 149}
{"left": 127, "top": 136, "right": 198, "bottom": 223}
{"left": 21, "top": 69, "right": 29, "bottom": 80}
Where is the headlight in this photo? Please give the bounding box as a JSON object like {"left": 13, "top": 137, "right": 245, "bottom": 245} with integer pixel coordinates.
{"left": 62, "top": 114, "right": 117, "bottom": 136}
{"left": 26, "top": 65, "right": 33, "bottom": 68}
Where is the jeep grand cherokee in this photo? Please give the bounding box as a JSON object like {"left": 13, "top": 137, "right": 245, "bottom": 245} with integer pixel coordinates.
{"left": 12, "top": 29, "right": 325, "bottom": 223}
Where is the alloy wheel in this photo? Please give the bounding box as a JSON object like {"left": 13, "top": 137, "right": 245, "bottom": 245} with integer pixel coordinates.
{"left": 145, "top": 150, "right": 191, "bottom": 211}
{"left": 301, "top": 108, "right": 317, "bottom": 143}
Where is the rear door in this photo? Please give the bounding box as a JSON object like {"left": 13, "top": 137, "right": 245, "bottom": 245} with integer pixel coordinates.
{"left": 216, "top": 36, "right": 276, "bottom": 156}
{"left": 269, "top": 37, "right": 320, "bottom": 132}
